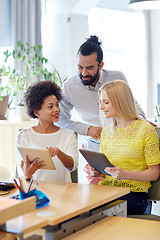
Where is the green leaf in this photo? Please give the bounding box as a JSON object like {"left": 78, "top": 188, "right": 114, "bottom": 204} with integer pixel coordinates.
{"left": 22, "top": 56, "right": 26, "bottom": 61}
{"left": 155, "top": 105, "right": 160, "bottom": 116}
{"left": 0, "top": 41, "right": 67, "bottom": 101}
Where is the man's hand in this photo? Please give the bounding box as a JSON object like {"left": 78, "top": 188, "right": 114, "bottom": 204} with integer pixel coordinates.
{"left": 87, "top": 126, "right": 102, "bottom": 140}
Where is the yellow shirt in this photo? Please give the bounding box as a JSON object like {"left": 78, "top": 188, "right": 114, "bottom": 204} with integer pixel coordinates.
{"left": 99, "top": 119, "right": 160, "bottom": 192}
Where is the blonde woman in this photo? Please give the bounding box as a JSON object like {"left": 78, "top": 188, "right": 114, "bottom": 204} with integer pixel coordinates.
{"left": 91, "top": 80, "right": 160, "bottom": 214}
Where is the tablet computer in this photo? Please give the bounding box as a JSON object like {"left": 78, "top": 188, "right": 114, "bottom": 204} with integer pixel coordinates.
{"left": 79, "top": 149, "right": 113, "bottom": 175}
{"left": 17, "top": 147, "right": 56, "bottom": 170}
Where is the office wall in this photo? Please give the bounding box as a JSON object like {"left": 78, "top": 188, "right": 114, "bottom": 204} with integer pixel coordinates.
{"left": 150, "top": 10, "right": 160, "bottom": 109}
{"left": 145, "top": 10, "right": 160, "bottom": 118}
{"left": 42, "top": 12, "right": 72, "bottom": 79}
{"left": 42, "top": 10, "right": 89, "bottom": 80}
{"left": 42, "top": 8, "right": 160, "bottom": 119}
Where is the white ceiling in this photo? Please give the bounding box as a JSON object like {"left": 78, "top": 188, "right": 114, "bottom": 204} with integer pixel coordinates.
{"left": 46, "top": 0, "right": 133, "bottom": 15}
{"left": 97, "top": 0, "right": 132, "bottom": 12}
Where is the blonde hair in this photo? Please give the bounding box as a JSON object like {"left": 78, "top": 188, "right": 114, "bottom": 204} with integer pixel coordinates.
{"left": 99, "top": 80, "right": 139, "bottom": 121}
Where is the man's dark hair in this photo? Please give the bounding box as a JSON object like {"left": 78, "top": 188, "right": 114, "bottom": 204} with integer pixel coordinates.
{"left": 24, "top": 80, "right": 62, "bottom": 119}
{"left": 78, "top": 35, "right": 103, "bottom": 64}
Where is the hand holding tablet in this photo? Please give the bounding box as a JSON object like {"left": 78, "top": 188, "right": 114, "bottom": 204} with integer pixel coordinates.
{"left": 79, "top": 149, "right": 113, "bottom": 175}
{"left": 18, "top": 147, "right": 56, "bottom": 170}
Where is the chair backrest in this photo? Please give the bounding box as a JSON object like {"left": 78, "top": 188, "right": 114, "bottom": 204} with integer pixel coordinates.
{"left": 0, "top": 167, "right": 11, "bottom": 181}
{"left": 155, "top": 127, "right": 160, "bottom": 149}
{"left": 148, "top": 178, "right": 160, "bottom": 201}
{"left": 70, "top": 169, "right": 78, "bottom": 183}
{"left": 148, "top": 128, "right": 160, "bottom": 200}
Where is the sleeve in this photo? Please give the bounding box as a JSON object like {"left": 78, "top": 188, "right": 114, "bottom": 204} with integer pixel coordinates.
{"left": 119, "top": 72, "right": 146, "bottom": 120}
{"left": 65, "top": 131, "right": 79, "bottom": 172}
{"left": 144, "top": 126, "right": 160, "bottom": 166}
{"left": 56, "top": 83, "right": 91, "bottom": 136}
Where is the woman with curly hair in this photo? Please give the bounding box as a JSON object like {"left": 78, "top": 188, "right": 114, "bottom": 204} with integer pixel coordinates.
{"left": 16, "top": 80, "right": 78, "bottom": 182}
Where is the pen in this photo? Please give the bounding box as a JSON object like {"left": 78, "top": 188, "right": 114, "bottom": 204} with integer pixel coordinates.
{"left": 33, "top": 182, "right": 38, "bottom": 190}
{"left": 27, "top": 177, "right": 33, "bottom": 193}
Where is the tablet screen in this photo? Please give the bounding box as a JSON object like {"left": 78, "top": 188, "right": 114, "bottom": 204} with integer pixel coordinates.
{"left": 79, "top": 149, "right": 113, "bottom": 175}
{"left": 18, "top": 147, "right": 56, "bottom": 170}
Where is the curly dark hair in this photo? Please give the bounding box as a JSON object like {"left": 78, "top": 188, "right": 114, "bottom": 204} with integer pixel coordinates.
{"left": 24, "top": 80, "right": 62, "bottom": 119}
{"left": 78, "top": 35, "right": 103, "bottom": 64}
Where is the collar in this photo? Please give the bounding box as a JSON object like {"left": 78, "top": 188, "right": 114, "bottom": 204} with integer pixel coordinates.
{"left": 88, "top": 70, "right": 103, "bottom": 92}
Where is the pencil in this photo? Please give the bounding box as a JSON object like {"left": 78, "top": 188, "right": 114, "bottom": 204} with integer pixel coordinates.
{"left": 27, "top": 177, "right": 33, "bottom": 193}
{"left": 13, "top": 179, "right": 24, "bottom": 193}
{"left": 19, "top": 177, "right": 24, "bottom": 192}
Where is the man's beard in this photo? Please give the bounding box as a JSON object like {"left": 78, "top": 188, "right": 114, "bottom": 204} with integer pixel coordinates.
{"left": 79, "top": 68, "right": 99, "bottom": 86}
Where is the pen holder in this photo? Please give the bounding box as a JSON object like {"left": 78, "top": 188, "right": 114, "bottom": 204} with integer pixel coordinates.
{"left": 19, "top": 189, "right": 50, "bottom": 208}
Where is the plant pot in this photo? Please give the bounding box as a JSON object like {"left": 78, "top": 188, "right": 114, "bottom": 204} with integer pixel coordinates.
{"left": 0, "top": 96, "right": 9, "bottom": 119}
{"left": 16, "top": 105, "right": 30, "bottom": 121}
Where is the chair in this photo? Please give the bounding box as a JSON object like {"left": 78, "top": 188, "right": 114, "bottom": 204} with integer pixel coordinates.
{"left": 0, "top": 167, "right": 11, "bottom": 181}
{"left": 70, "top": 169, "right": 78, "bottom": 183}
{"left": 128, "top": 178, "right": 160, "bottom": 221}
{"left": 155, "top": 127, "right": 160, "bottom": 149}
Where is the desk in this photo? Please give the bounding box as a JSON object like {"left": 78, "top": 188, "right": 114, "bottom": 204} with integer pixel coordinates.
{"left": 0, "top": 196, "right": 37, "bottom": 240}
{"left": 0, "top": 197, "right": 36, "bottom": 225}
{"left": 64, "top": 216, "right": 160, "bottom": 240}
{"left": 0, "top": 231, "right": 17, "bottom": 240}
{"left": 5, "top": 181, "right": 129, "bottom": 239}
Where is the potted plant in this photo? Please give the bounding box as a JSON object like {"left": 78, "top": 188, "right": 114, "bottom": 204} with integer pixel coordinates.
{"left": 0, "top": 70, "right": 17, "bottom": 119}
{"left": 155, "top": 105, "right": 160, "bottom": 127}
{"left": 0, "top": 41, "right": 67, "bottom": 120}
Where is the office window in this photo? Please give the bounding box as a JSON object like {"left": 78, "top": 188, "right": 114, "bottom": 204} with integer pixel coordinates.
{"left": 88, "top": 8, "right": 147, "bottom": 114}
{"left": 158, "top": 84, "right": 160, "bottom": 105}
{"left": 0, "top": 0, "right": 12, "bottom": 46}
{"left": 0, "top": 0, "right": 13, "bottom": 68}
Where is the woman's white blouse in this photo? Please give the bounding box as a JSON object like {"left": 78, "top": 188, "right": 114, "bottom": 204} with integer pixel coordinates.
{"left": 16, "top": 127, "right": 78, "bottom": 182}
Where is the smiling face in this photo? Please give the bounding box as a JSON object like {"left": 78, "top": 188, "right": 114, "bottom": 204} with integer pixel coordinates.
{"left": 78, "top": 52, "right": 104, "bottom": 86}
{"left": 34, "top": 95, "right": 61, "bottom": 123}
{"left": 100, "top": 90, "right": 117, "bottom": 119}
